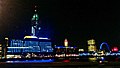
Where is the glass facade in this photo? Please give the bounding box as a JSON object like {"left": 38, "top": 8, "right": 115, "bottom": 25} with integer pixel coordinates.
{"left": 7, "top": 39, "right": 53, "bottom": 54}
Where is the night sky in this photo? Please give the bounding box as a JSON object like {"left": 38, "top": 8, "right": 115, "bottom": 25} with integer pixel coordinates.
{"left": 0, "top": 0, "right": 120, "bottom": 49}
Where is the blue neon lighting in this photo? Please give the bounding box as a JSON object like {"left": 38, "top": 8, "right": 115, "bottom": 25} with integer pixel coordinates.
{"left": 101, "top": 57, "right": 105, "bottom": 61}
{"left": 8, "top": 39, "right": 53, "bottom": 53}
{"left": 6, "top": 59, "right": 54, "bottom": 63}
{"left": 100, "top": 42, "right": 110, "bottom": 52}
{"left": 39, "top": 37, "right": 48, "bottom": 39}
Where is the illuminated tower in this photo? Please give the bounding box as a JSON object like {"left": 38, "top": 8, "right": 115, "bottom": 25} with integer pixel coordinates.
{"left": 87, "top": 39, "right": 96, "bottom": 52}
{"left": 87, "top": 39, "right": 97, "bottom": 61}
{"left": 31, "top": 6, "right": 41, "bottom": 37}
{"left": 64, "top": 38, "right": 68, "bottom": 47}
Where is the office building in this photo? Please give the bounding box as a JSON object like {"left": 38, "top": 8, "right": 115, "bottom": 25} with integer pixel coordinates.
{"left": 5, "top": 6, "right": 53, "bottom": 59}
{"left": 87, "top": 39, "right": 96, "bottom": 52}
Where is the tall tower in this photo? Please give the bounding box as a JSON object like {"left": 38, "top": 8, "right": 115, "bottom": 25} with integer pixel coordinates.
{"left": 87, "top": 39, "right": 96, "bottom": 52}
{"left": 64, "top": 38, "right": 68, "bottom": 47}
{"left": 87, "top": 39, "right": 97, "bottom": 61}
{"left": 31, "top": 6, "right": 41, "bottom": 37}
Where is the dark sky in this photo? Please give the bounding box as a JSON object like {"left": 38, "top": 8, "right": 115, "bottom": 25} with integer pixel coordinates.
{"left": 0, "top": 0, "right": 120, "bottom": 49}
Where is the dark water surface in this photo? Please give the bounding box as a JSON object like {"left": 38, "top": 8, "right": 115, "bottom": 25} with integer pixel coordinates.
{"left": 0, "top": 62, "right": 120, "bottom": 68}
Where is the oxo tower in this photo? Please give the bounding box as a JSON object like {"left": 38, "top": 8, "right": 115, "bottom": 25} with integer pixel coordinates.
{"left": 31, "top": 6, "right": 41, "bottom": 37}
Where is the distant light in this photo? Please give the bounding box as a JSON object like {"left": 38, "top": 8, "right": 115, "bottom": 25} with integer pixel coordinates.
{"left": 55, "top": 46, "right": 76, "bottom": 48}
{"left": 35, "top": 10, "right": 37, "bottom": 12}
{"left": 99, "top": 61, "right": 102, "bottom": 63}
{"left": 57, "top": 47, "right": 60, "bottom": 49}
{"left": 38, "top": 27, "right": 41, "bottom": 30}
{"left": 87, "top": 39, "right": 95, "bottom": 45}
{"left": 112, "top": 47, "right": 118, "bottom": 52}
{"left": 5, "top": 37, "right": 9, "bottom": 40}
{"left": 7, "top": 47, "right": 31, "bottom": 49}
{"left": 64, "top": 38, "right": 68, "bottom": 47}
{"left": 33, "top": 15, "right": 35, "bottom": 18}
{"left": 24, "top": 36, "right": 37, "bottom": 39}
{"left": 35, "top": 14, "right": 38, "bottom": 17}
{"left": 63, "top": 60, "right": 70, "bottom": 62}
{"left": 79, "top": 49, "right": 84, "bottom": 52}
{"left": 101, "top": 57, "right": 104, "bottom": 60}
{"left": 38, "top": 37, "right": 48, "bottom": 39}
{"left": 6, "top": 59, "right": 54, "bottom": 63}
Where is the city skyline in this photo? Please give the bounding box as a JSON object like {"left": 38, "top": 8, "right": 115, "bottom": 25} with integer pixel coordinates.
{"left": 0, "top": 0, "right": 120, "bottom": 48}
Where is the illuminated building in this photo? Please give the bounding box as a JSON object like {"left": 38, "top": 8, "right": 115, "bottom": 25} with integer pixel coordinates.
{"left": 7, "top": 38, "right": 53, "bottom": 59}
{"left": 78, "top": 49, "right": 84, "bottom": 52}
{"left": 87, "top": 39, "right": 97, "bottom": 61}
{"left": 6, "top": 6, "right": 53, "bottom": 59}
{"left": 87, "top": 39, "right": 96, "bottom": 52}
{"left": 54, "top": 46, "right": 78, "bottom": 61}
{"left": 64, "top": 38, "right": 68, "bottom": 47}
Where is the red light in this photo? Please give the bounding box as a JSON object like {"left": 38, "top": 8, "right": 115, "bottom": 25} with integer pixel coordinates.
{"left": 63, "top": 60, "right": 70, "bottom": 62}
{"left": 112, "top": 47, "right": 118, "bottom": 52}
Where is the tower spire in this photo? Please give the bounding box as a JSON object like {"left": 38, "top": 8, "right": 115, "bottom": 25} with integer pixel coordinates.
{"left": 34, "top": 5, "right": 37, "bottom": 13}
{"left": 31, "top": 5, "right": 41, "bottom": 37}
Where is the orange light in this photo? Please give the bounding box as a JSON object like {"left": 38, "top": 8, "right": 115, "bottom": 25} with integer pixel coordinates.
{"left": 64, "top": 38, "right": 68, "bottom": 47}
